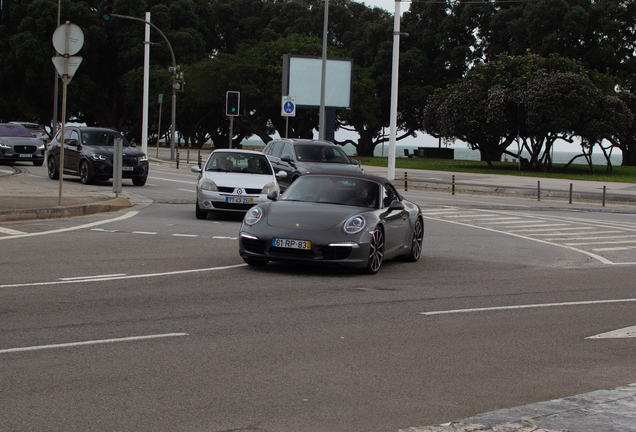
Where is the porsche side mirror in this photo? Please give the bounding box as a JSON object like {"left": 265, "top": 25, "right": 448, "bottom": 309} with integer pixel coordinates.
{"left": 388, "top": 200, "right": 405, "bottom": 212}
{"left": 267, "top": 190, "right": 279, "bottom": 201}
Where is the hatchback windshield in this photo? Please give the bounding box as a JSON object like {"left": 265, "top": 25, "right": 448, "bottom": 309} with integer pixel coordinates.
{"left": 0, "top": 125, "right": 33, "bottom": 138}
{"left": 206, "top": 152, "right": 273, "bottom": 175}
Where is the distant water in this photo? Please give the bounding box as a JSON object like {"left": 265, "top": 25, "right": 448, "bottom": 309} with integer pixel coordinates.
{"left": 341, "top": 143, "right": 623, "bottom": 166}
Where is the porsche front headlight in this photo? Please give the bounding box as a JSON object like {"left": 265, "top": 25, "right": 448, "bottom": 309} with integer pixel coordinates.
{"left": 260, "top": 182, "right": 277, "bottom": 194}
{"left": 344, "top": 215, "right": 365, "bottom": 234}
{"left": 200, "top": 178, "right": 218, "bottom": 191}
{"left": 244, "top": 207, "right": 263, "bottom": 226}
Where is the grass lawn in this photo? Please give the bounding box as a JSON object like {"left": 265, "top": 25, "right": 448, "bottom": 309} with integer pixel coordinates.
{"left": 357, "top": 157, "right": 636, "bottom": 184}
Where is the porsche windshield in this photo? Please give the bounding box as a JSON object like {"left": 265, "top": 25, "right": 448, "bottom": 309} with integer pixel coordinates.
{"left": 281, "top": 176, "right": 379, "bottom": 208}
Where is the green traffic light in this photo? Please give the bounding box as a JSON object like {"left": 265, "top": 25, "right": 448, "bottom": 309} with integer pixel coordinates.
{"left": 103, "top": 15, "right": 110, "bottom": 21}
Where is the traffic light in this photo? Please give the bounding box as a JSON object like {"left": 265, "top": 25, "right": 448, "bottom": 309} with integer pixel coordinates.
{"left": 101, "top": 0, "right": 113, "bottom": 21}
{"left": 226, "top": 91, "right": 240, "bottom": 116}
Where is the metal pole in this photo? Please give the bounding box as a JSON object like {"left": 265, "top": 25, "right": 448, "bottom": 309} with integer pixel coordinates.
{"left": 387, "top": 0, "right": 401, "bottom": 180}
{"left": 603, "top": 186, "right": 606, "bottom": 207}
{"left": 538, "top": 181, "right": 541, "bottom": 201}
{"left": 52, "top": 0, "right": 61, "bottom": 137}
{"left": 111, "top": 14, "right": 178, "bottom": 160}
{"left": 569, "top": 183, "right": 573, "bottom": 204}
{"left": 141, "top": 12, "right": 150, "bottom": 155}
{"left": 156, "top": 101, "right": 162, "bottom": 158}
{"left": 229, "top": 116, "right": 234, "bottom": 148}
{"left": 319, "top": 0, "right": 329, "bottom": 140}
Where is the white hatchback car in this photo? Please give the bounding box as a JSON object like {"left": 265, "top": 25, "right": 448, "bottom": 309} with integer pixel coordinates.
{"left": 191, "top": 149, "right": 285, "bottom": 219}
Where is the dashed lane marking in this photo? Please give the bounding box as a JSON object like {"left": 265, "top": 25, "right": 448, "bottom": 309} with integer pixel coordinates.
{"left": 0, "top": 211, "right": 138, "bottom": 240}
{"left": 0, "top": 263, "right": 247, "bottom": 289}
{"left": 0, "top": 333, "right": 189, "bottom": 354}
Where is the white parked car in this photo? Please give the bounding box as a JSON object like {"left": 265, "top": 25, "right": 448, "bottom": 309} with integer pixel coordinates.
{"left": 191, "top": 149, "right": 286, "bottom": 219}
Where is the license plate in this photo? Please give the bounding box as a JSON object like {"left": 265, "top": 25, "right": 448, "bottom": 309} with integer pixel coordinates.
{"left": 19, "top": 154, "right": 32, "bottom": 158}
{"left": 272, "top": 238, "right": 311, "bottom": 250}
{"left": 122, "top": 166, "right": 134, "bottom": 171}
{"left": 226, "top": 196, "right": 253, "bottom": 204}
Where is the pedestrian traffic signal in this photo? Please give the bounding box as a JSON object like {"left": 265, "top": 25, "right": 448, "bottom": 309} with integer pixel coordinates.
{"left": 226, "top": 91, "right": 240, "bottom": 116}
{"left": 101, "top": 0, "right": 113, "bottom": 21}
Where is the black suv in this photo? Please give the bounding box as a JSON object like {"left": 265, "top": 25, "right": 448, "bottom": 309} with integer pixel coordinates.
{"left": 262, "top": 139, "right": 365, "bottom": 191}
{"left": 46, "top": 127, "right": 148, "bottom": 185}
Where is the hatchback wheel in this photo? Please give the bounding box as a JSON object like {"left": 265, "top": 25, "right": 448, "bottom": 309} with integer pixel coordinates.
{"left": 79, "top": 160, "right": 93, "bottom": 184}
{"left": 47, "top": 157, "right": 59, "bottom": 180}
{"left": 363, "top": 226, "right": 384, "bottom": 275}
{"left": 195, "top": 200, "right": 207, "bottom": 220}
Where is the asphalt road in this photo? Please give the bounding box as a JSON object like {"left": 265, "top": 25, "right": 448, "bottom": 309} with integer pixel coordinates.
{"left": 1, "top": 163, "right": 635, "bottom": 432}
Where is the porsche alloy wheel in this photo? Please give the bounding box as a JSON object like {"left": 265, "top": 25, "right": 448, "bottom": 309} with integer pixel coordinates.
{"left": 406, "top": 218, "right": 423, "bottom": 262}
{"left": 364, "top": 226, "right": 384, "bottom": 275}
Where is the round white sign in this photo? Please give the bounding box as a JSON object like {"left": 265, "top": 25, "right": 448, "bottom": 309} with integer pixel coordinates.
{"left": 52, "top": 23, "right": 84, "bottom": 56}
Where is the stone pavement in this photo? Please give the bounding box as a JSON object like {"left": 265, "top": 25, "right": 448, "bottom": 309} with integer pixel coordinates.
{"left": 1, "top": 157, "right": 636, "bottom": 431}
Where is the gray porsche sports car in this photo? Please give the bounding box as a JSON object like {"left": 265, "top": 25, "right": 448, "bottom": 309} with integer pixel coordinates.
{"left": 238, "top": 173, "right": 424, "bottom": 274}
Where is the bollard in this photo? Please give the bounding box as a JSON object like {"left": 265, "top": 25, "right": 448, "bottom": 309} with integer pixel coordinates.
{"left": 603, "top": 185, "right": 606, "bottom": 207}
{"left": 187, "top": 148, "right": 190, "bottom": 164}
{"left": 198, "top": 151, "right": 202, "bottom": 169}
{"left": 452, "top": 175, "right": 455, "bottom": 195}
{"left": 537, "top": 181, "right": 541, "bottom": 201}
{"left": 569, "top": 183, "right": 573, "bottom": 204}
{"left": 176, "top": 151, "right": 180, "bottom": 169}
{"left": 404, "top": 172, "right": 408, "bottom": 191}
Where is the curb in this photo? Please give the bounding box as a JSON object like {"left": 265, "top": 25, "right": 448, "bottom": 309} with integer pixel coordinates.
{"left": 0, "top": 197, "right": 134, "bottom": 222}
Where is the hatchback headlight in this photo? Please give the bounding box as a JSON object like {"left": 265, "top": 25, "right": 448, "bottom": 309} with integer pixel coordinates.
{"left": 139, "top": 155, "right": 148, "bottom": 162}
{"left": 200, "top": 178, "right": 217, "bottom": 191}
{"left": 244, "top": 207, "right": 263, "bottom": 226}
{"left": 91, "top": 154, "right": 108, "bottom": 161}
{"left": 260, "top": 182, "right": 277, "bottom": 194}
{"left": 344, "top": 215, "right": 365, "bottom": 234}
{"left": 0, "top": 142, "right": 10, "bottom": 149}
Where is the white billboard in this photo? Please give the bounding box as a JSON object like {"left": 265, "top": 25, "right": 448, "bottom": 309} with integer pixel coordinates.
{"left": 282, "top": 54, "right": 353, "bottom": 109}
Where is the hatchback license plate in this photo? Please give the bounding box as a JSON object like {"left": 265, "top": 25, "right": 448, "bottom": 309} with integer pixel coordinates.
{"left": 226, "top": 196, "right": 253, "bottom": 204}
{"left": 19, "top": 154, "right": 32, "bottom": 158}
{"left": 272, "top": 238, "right": 311, "bottom": 250}
{"left": 122, "top": 166, "right": 134, "bottom": 171}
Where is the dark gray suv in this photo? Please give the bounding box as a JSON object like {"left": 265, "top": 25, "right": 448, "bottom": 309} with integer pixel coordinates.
{"left": 262, "top": 139, "right": 365, "bottom": 191}
{"left": 46, "top": 126, "right": 148, "bottom": 186}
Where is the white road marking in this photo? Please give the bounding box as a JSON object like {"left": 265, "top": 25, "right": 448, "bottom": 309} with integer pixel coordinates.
{"left": 593, "top": 246, "right": 636, "bottom": 252}
{"left": 0, "top": 263, "right": 247, "bottom": 289}
{"left": 60, "top": 274, "right": 126, "bottom": 281}
{"left": 213, "top": 236, "right": 237, "bottom": 240}
{"left": 0, "top": 227, "right": 26, "bottom": 235}
{"left": 586, "top": 326, "right": 636, "bottom": 339}
{"left": 178, "top": 188, "right": 196, "bottom": 193}
{"left": 420, "top": 298, "right": 636, "bottom": 316}
{"left": 421, "top": 214, "right": 620, "bottom": 265}
{"left": 172, "top": 233, "right": 198, "bottom": 237}
{"left": 92, "top": 228, "right": 118, "bottom": 233}
{"left": 0, "top": 211, "right": 138, "bottom": 240}
{"left": 132, "top": 231, "right": 157, "bottom": 235}
{"left": 0, "top": 333, "right": 188, "bottom": 354}
{"left": 149, "top": 176, "right": 195, "bottom": 185}
{"left": 565, "top": 239, "right": 636, "bottom": 246}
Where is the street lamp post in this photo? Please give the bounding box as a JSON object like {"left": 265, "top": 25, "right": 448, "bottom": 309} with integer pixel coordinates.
{"left": 111, "top": 13, "right": 179, "bottom": 160}
{"left": 387, "top": 0, "right": 402, "bottom": 181}
{"left": 319, "top": 0, "right": 329, "bottom": 140}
